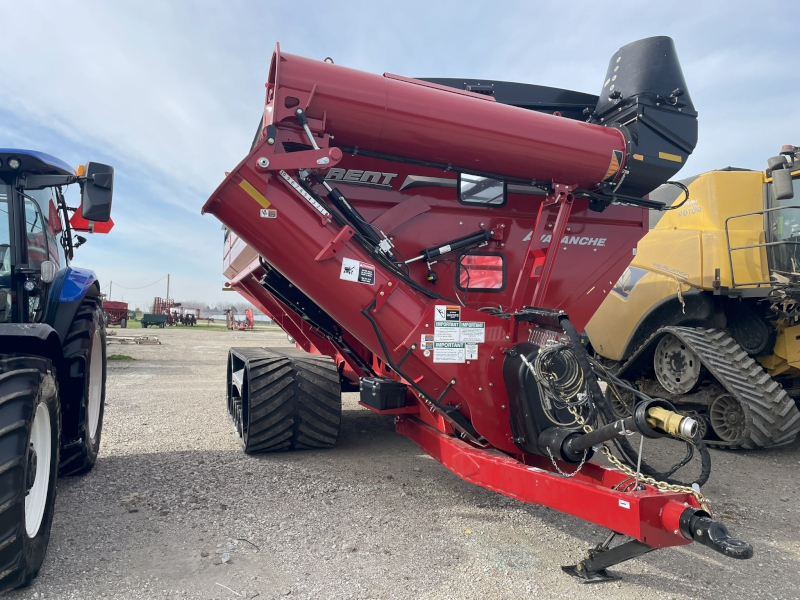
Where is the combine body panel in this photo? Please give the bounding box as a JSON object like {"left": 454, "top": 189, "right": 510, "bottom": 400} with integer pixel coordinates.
{"left": 586, "top": 154, "right": 800, "bottom": 449}
{"left": 207, "top": 37, "right": 752, "bottom": 579}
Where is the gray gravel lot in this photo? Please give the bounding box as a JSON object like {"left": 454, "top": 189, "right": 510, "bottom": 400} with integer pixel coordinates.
{"left": 7, "top": 327, "right": 800, "bottom": 600}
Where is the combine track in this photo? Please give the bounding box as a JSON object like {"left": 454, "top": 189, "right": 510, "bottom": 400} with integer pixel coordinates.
{"left": 621, "top": 326, "right": 800, "bottom": 449}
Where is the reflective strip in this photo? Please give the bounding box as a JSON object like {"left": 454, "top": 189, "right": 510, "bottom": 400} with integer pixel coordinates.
{"left": 658, "top": 151, "right": 682, "bottom": 163}
{"left": 239, "top": 179, "right": 271, "bottom": 209}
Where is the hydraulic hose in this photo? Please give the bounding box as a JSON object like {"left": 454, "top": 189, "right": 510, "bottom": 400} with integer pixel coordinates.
{"left": 558, "top": 317, "right": 711, "bottom": 487}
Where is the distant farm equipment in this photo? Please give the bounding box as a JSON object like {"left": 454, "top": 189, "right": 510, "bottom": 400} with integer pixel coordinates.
{"left": 103, "top": 300, "right": 129, "bottom": 328}
{"left": 140, "top": 313, "right": 167, "bottom": 328}
{"left": 226, "top": 308, "right": 254, "bottom": 330}
{"left": 149, "top": 297, "right": 200, "bottom": 326}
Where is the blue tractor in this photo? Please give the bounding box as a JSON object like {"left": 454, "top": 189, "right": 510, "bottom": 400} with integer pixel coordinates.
{"left": 0, "top": 150, "right": 114, "bottom": 591}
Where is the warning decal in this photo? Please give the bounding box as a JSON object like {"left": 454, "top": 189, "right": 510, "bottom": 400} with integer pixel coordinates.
{"left": 340, "top": 257, "right": 376, "bottom": 285}
{"left": 434, "top": 305, "right": 461, "bottom": 321}
{"left": 260, "top": 208, "right": 277, "bottom": 218}
{"left": 420, "top": 334, "right": 434, "bottom": 350}
{"left": 603, "top": 150, "right": 623, "bottom": 181}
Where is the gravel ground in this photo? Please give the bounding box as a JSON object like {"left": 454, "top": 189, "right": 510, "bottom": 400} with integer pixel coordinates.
{"left": 7, "top": 327, "right": 800, "bottom": 600}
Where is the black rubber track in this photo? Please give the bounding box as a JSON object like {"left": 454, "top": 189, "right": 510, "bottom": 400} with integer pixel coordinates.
{"left": 59, "top": 297, "right": 106, "bottom": 476}
{"left": 619, "top": 326, "right": 800, "bottom": 449}
{"left": 0, "top": 355, "right": 60, "bottom": 592}
{"left": 229, "top": 347, "right": 342, "bottom": 453}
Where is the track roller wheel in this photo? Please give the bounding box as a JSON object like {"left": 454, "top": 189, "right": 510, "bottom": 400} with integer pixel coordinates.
{"left": 227, "top": 347, "right": 342, "bottom": 453}
{"left": 708, "top": 393, "right": 747, "bottom": 446}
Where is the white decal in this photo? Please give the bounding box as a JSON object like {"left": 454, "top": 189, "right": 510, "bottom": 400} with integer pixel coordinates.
{"left": 433, "top": 342, "right": 466, "bottom": 363}
{"left": 260, "top": 208, "right": 277, "bottom": 218}
{"left": 340, "top": 257, "right": 376, "bottom": 285}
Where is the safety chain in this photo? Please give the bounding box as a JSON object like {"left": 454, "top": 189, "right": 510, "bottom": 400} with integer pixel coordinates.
{"left": 567, "top": 405, "right": 711, "bottom": 513}
{"left": 545, "top": 446, "right": 588, "bottom": 477}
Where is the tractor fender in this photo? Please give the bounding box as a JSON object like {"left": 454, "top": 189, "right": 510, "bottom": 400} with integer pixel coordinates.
{"left": 0, "top": 323, "right": 62, "bottom": 362}
{"left": 48, "top": 267, "right": 101, "bottom": 343}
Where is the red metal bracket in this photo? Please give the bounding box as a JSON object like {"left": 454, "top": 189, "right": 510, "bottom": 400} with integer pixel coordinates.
{"left": 373, "top": 279, "right": 399, "bottom": 312}
{"left": 530, "top": 184, "right": 575, "bottom": 307}
{"left": 254, "top": 147, "right": 342, "bottom": 173}
{"left": 315, "top": 226, "right": 355, "bottom": 261}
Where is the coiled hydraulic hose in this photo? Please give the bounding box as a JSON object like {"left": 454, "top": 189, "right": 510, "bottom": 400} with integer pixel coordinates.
{"left": 557, "top": 318, "right": 711, "bottom": 487}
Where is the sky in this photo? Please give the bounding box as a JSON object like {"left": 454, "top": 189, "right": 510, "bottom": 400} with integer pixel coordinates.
{"left": 1, "top": 1, "right": 798, "bottom": 308}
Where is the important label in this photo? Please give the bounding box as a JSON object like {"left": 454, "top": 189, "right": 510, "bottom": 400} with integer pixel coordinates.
{"left": 433, "top": 342, "right": 466, "bottom": 363}
{"left": 434, "top": 320, "right": 485, "bottom": 343}
{"left": 432, "top": 342, "right": 479, "bottom": 363}
{"left": 260, "top": 208, "right": 277, "bottom": 218}
{"left": 340, "top": 257, "right": 376, "bottom": 285}
{"left": 434, "top": 321, "right": 461, "bottom": 342}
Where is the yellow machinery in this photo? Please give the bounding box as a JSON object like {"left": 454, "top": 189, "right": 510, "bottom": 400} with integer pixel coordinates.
{"left": 585, "top": 145, "right": 800, "bottom": 449}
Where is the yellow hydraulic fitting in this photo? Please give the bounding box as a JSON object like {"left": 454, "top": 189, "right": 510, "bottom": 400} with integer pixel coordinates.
{"left": 646, "top": 406, "right": 698, "bottom": 438}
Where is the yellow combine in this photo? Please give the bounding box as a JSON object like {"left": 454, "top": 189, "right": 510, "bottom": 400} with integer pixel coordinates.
{"left": 585, "top": 145, "right": 800, "bottom": 449}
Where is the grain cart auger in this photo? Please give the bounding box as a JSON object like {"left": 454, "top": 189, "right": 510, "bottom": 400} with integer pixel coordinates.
{"left": 203, "top": 36, "right": 752, "bottom": 581}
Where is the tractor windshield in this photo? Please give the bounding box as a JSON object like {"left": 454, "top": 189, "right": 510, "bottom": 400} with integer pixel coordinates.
{"left": 0, "top": 185, "right": 11, "bottom": 322}
{"left": 768, "top": 176, "right": 800, "bottom": 273}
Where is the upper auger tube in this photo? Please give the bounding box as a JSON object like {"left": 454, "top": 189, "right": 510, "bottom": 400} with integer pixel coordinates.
{"left": 262, "top": 36, "right": 695, "bottom": 200}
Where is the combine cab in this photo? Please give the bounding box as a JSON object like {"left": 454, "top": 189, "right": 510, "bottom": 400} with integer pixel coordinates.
{"left": 206, "top": 37, "right": 753, "bottom": 580}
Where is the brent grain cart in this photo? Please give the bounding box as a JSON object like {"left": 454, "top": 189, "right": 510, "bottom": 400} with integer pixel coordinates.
{"left": 102, "top": 300, "right": 128, "bottom": 328}
{"left": 205, "top": 37, "right": 752, "bottom": 581}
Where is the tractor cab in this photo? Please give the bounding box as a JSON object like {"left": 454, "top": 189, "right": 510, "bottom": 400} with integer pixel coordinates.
{"left": 0, "top": 149, "right": 114, "bottom": 324}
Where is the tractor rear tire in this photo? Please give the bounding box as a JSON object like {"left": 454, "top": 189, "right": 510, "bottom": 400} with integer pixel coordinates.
{"left": 58, "top": 297, "right": 106, "bottom": 477}
{"left": 227, "top": 347, "right": 341, "bottom": 453}
{"left": 0, "top": 356, "right": 60, "bottom": 592}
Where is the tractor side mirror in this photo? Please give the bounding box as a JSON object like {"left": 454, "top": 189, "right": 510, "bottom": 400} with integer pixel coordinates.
{"left": 773, "top": 168, "right": 795, "bottom": 201}
{"left": 767, "top": 156, "right": 786, "bottom": 171}
{"left": 80, "top": 162, "right": 114, "bottom": 222}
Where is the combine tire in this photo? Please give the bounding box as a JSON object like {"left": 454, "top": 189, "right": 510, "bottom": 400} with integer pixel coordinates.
{"left": 0, "top": 356, "right": 60, "bottom": 592}
{"left": 59, "top": 297, "right": 106, "bottom": 476}
{"left": 227, "top": 347, "right": 341, "bottom": 453}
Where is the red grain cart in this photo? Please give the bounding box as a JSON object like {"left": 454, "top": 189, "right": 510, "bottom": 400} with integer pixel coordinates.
{"left": 207, "top": 36, "right": 752, "bottom": 580}
{"left": 103, "top": 300, "right": 129, "bottom": 328}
